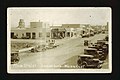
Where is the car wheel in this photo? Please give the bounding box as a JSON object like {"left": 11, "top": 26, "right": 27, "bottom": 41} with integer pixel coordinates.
{"left": 16, "top": 59, "right": 19, "bottom": 63}
{"left": 42, "top": 48, "right": 46, "bottom": 52}
{"left": 97, "top": 65, "right": 102, "bottom": 69}
{"left": 81, "top": 63, "right": 87, "bottom": 68}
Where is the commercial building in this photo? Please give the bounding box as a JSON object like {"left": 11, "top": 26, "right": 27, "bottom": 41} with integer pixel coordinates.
{"left": 50, "top": 24, "right": 89, "bottom": 39}
{"left": 62, "top": 24, "right": 90, "bottom": 37}
{"left": 50, "top": 25, "right": 66, "bottom": 39}
{"left": 11, "top": 19, "right": 50, "bottom": 39}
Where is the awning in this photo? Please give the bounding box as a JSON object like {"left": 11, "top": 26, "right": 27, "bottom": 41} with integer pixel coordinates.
{"left": 58, "top": 28, "right": 66, "bottom": 32}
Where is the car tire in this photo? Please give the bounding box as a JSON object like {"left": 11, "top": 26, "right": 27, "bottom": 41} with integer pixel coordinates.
{"left": 81, "top": 63, "right": 87, "bottom": 68}
{"left": 97, "top": 65, "right": 102, "bottom": 69}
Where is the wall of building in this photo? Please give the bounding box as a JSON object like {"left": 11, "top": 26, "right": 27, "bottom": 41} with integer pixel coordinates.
{"left": 62, "top": 24, "right": 80, "bottom": 28}
{"left": 11, "top": 19, "right": 51, "bottom": 39}
{"left": 30, "top": 22, "right": 43, "bottom": 28}
{"left": 11, "top": 28, "right": 42, "bottom": 39}
{"left": 11, "top": 24, "right": 50, "bottom": 39}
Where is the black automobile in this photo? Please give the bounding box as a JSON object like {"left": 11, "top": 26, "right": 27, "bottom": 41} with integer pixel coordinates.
{"left": 88, "top": 43, "right": 98, "bottom": 49}
{"left": 104, "top": 35, "right": 108, "bottom": 41}
{"left": 77, "top": 55, "right": 103, "bottom": 68}
{"left": 35, "top": 45, "right": 46, "bottom": 52}
{"left": 46, "top": 39, "right": 58, "bottom": 49}
{"left": 84, "top": 48, "right": 106, "bottom": 60}
{"left": 81, "top": 33, "right": 89, "bottom": 38}
{"left": 84, "top": 40, "right": 89, "bottom": 46}
{"left": 11, "top": 52, "right": 20, "bottom": 64}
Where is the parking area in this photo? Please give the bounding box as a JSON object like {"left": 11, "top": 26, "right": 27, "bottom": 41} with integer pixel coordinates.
{"left": 11, "top": 33, "right": 109, "bottom": 69}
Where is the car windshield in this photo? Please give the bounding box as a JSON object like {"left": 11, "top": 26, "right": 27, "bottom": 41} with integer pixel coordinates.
{"left": 84, "top": 50, "right": 97, "bottom": 55}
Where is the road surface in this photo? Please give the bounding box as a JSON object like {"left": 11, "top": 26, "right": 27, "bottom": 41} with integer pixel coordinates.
{"left": 11, "top": 34, "right": 108, "bottom": 69}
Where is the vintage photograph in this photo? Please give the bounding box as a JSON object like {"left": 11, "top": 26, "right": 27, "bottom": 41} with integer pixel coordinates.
{"left": 7, "top": 7, "right": 112, "bottom": 73}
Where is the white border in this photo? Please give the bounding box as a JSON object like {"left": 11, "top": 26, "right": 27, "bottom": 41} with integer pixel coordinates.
{"left": 7, "top": 7, "right": 112, "bottom": 73}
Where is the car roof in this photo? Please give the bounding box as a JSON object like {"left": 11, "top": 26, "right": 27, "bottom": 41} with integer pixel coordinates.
{"left": 11, "top": 52, "right": 19, "bottom": 54}
{"left": 97, "top": 51, "right": 102, "bottom": 52}
{"left": 79, "top": 55, "right": 94, "bottom": 57}
{"left": 84, "top": 48, "right": 97, "bottom": 50}
{"left": 11, "top": 48, "right": 19, "bottom": 52}
{"left": 97, "top": 40, "right": 107, "bottom": 42}
{"left": 92, "top": 59, "right": 100, "bottom": 61}
{"left": 105, "top": 42, "right": 109, "bottom": 44}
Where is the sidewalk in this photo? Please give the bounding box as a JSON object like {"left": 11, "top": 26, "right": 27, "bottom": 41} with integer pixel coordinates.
{"left": 11, "top": 37, "right": 79, "bottom": 46}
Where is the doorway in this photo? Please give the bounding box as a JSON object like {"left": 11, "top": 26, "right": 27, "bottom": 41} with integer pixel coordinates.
{"left": 32, "top": 32, "right": 36, "bottom": 39}
{"left": 11, "top": 32, "right": 14, "bottom": 38}
{"left": 26, "top": 32, "right": 31, "bottom": 39}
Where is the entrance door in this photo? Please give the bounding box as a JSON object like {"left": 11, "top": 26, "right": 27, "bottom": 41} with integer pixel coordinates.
{"left": 11, "top": 32, "right": 14, "bottom": 38}
{"left": 32, "top": 32, "right": 36, "bottom": 39}
{"left": 67, "top": 32, "right": 70, "bottom": 37}
{"left": 26, "top": 33, "right": 31, "bottom": 39}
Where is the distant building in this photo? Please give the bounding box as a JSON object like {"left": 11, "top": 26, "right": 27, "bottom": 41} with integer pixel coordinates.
{"left": 50, "top": 25, "right": 66, "bottom": 39}
{"left": 11, "top": 19, "right": 50, "bottom": 39}
{"left": 50, "top": 24, "right": 89, "bottom": 39}
{"left": 62, "top": 24, "right": 90, "bottom": 37}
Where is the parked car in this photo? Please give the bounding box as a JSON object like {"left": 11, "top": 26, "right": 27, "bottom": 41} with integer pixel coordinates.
{"left": 46, "top": 43, "right": 58, "bottom": 49}
{"left": 90, "top": 32, "right": 94, "bottom": 36}
{"left": 84, "top": 40, "right": 89, "bottom": 46}
{"left": 84, "top": 48, "right": 106, "bottom": 60}
{"left": 46, "top": 39, "right": 58, "bottom": 49}
{"left": 88, "top": 43, "right": 97, "bottom": 49}
{"left": 11, "top": 52, "right": 20, "bottom": 64}
{"left": 81, "top": 33, "right": 89, "bottom": 38}
{"left": 30, "top": 45, "right": 46, "bottom": 52}
{"left": 97, "top": 40, "right": 108, "bottom": 49}
{"left": 104, "top": 35, "right": 108, "bottom": 41}
{"left": 77, "top": 55, "right": 103, "bottom": 68}
{"left": 35, "top": 45, "right": 46, "bottom": 52}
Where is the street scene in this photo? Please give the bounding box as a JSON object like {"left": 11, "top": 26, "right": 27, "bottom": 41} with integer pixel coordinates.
{"left": 8, "top": 7, "right": 111, "bottom": 73}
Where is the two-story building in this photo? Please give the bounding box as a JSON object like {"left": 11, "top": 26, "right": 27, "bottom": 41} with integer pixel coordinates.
{"left": 11, "top": 19, "right": 50, "bottom": 39}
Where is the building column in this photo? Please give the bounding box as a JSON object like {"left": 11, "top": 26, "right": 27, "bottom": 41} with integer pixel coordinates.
{"left": 70, "top": 31, "right": 72, "bottom": 37}
{"left": 65, "top": 32, "right": 67, "bottom": 37}
{"left": 50, "top": 31, "right": 52, "bottom": 39}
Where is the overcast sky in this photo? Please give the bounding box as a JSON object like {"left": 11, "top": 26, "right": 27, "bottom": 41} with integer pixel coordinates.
{"left": 8, "top": 7, "right": 111, "bottom": 27}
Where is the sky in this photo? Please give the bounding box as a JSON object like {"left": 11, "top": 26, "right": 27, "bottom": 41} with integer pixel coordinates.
{"left": 8, "top": 7, "right": 111, "bottom": 27}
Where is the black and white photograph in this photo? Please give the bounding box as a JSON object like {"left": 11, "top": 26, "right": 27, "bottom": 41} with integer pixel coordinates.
{"left": 7, "top": 7, "right": 112, "bottom": 73}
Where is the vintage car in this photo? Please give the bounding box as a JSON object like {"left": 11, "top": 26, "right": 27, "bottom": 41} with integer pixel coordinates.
{"left": 46, "top": 39, "right": 58, "bottom": 49}
{"left": 11, "top": 52, "right": 20, "bottom": 64}
{"left": 97, "top": 40, "right": 107, "bottom": 45}
{"left": 30, "top": 45, "right": 46, "bottom": 52}
{"left": 102, "top": 31, "right": 105, "bottom": 34}
{"left": 81, "top": 33, "right": 89, "bottom": 38}
{"left": 84, "top": 48, "right": 106, "bottom": 60}
{"left": 84, "top": 40, "right": 89, "bottom": 46}
{"left": 90, "top": 32, "right": 94, "bottom": 36}
{"left": 102, "top": 44, "right": 108, "bottom": 57}
{"left": 77, "top": 55, "right": 103, "bottom": 68}
{"left": 97, "top": 40, "right": 108, "bottom": 49}
{"left": 104, "top": 35, "right": 108, "bottom": 41}
{"left": 88, "top": 42, "right": 98, "bottom": 48}
{"left": 36, "top": 45, "right": 46, "bottom": 52}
